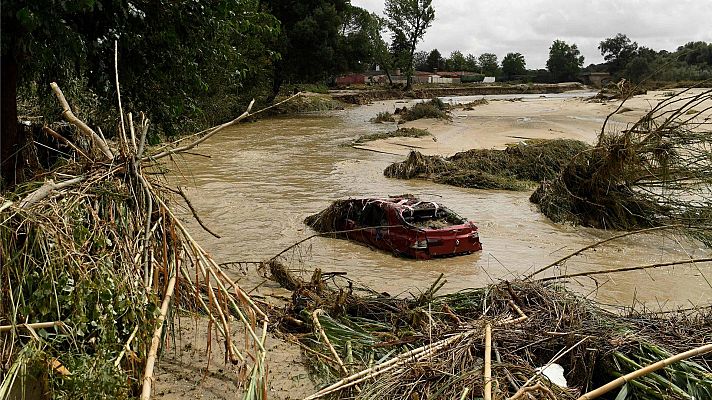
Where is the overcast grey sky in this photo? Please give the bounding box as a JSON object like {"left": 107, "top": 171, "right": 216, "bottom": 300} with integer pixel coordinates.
{"left": 352, "top": 0, "right": 712, "bottom": 69}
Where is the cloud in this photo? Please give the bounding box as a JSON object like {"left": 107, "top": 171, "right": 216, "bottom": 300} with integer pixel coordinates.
{"left": 352, "top": 0, "right": 712, "bottom": 68}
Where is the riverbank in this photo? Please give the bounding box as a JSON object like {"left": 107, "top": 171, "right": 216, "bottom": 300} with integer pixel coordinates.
{"left": 330, "top": 82, "right": 586, "bottom": 105}
{"left": 354, "top": 89, "right": 700, "bottom": 156}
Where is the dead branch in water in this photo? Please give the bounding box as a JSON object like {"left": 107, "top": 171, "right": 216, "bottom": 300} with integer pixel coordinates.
{"left": 539, "top": 257, "right": 712, "bottom": 282}
{"left": 145, "top": 92, "right": 303, "bottom": 161}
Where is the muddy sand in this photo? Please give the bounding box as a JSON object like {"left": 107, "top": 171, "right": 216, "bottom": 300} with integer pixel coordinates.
{"left": 355, "top": 89, "right": 702, "bottom": 155}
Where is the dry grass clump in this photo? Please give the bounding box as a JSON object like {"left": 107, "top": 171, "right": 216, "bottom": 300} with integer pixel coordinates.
{"left": 531, "top": 88, "right": 712, "bottom": 243}
{"left": 266, "top": 262, "right": 712, "bottom": 400}
{"left": 354, "top": 127, "right": 431, "bottom": 144}
{"left": 385, "top": 139, "right": 591, "bottom": 191}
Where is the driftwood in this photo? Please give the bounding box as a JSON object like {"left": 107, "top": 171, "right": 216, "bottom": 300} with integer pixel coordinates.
{"left": 145, "top": 92, "right": 302, "bottom": 162}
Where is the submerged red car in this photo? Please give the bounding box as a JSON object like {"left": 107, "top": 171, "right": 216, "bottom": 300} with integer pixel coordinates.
{"left": 305, "top": 196, "right": 482, "bottom": 259}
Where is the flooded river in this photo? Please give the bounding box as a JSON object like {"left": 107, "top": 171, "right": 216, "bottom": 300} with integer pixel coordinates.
{"left": 170, "top": 94, "right": 711, "bottom": 309}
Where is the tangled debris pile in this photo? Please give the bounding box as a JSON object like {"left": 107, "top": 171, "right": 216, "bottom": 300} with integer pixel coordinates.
{"left": 532, "top": 88, "right": 712, "bottom": 243}
{"left": 0, "top": 82, "right": 272, "bottom": 399}
{"left": 384, "top": 139, "right": 591, "bottom": 190}
{"left": 266, "top": 261, "right": 712, "bottom": 400}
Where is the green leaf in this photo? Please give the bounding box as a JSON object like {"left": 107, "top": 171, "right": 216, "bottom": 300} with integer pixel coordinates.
{"left": 614, "top": 383, "right": 630, "bottom": 400}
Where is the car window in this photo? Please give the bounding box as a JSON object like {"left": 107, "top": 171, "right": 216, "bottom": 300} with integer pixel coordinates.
{"left": 360, "top": 203, "right": 388, "bottom": 227}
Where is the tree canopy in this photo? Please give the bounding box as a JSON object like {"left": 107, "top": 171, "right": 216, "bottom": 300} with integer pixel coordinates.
{"left": 478, "top": 53, "right": 499, "bottom": 76}
{"left": 425, "top": 49, "right": 443, "bottom": 72}
{"left": 599, "top": 33, "right": 638, "bottom": 75}
{"left": 384, "top": 0, "right": 435, "bottom": 89}
{"left": 547, "top": 40, "right": 584, "bottom": 82}
{"left": 502, "top": 52, "right": 526, "bottom": 79}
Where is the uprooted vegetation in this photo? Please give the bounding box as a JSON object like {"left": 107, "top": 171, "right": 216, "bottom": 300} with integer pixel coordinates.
{"left": 461, "top": 98, "right": 489, "bottom": 110}
{"left": 0, "top": 84, "right": 271, "bottom": 399}
{"left": 353, "top": 127, "right": 431, "bottom": 144}
{"left": 266, "top": 260, "right": 712, "bottom": 400}
{"left": 384, "top": 139, "right": 591, "bottom": 190}
{"left": 399, "top": 97, "right": 451, "bottom": 122}
{"left": 370, "top": 111, "right": 396, "bottom": 123}
{"left": 532, "top": 88, "right": 712, "bottom": 244}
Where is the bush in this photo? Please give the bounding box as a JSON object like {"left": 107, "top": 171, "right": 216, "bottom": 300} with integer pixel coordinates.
{"left": 400, "top": 100, "right": 450, "bottom": 122}
{"left": 371, "top": 111, "right": 396, "bottom": 123}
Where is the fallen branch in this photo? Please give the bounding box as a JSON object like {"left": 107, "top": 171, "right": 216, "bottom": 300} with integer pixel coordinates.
{"left": 539, "top": 257, "right": 712, "bottom": 282}
{"left": 18, "top": 176, "right": 85, "bottom": 209}
{"left": 525, "top": 225, "right": 684, "bottom": 279}
{"left": 177, "top": 186, "right": 221, "bottom": 238}
{"left": 50, "top": 82, "right": 114, "bottom": 160}
{"left": 146, "top": 92, "right": 303, "bottom": 162}
{"left": 578, "top": 343, "right": 712, "bottom": 400}
{"left": 42, "top": 126, "right": 93, "bottom": 162}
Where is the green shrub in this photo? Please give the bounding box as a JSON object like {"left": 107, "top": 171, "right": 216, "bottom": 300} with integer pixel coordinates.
{"left": 371, "top": 111, "right": 396, "bottom": 123}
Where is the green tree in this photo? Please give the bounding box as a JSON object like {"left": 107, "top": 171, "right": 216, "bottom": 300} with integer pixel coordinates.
{"left": 390, "top": 29, "right": 412, "bottom": 72}
{"left": 385, "top": 0, "right": 435, "bottom": 89}
{"left": 335, "top": 6, "right": 384, "bottom": 74}
{"left": 464, "top": 54, "right": 479, "bottom": 72}
{"left": 1, "top": 1, "right": 277, "bottom": 186}
{"left": 501, "top": 52, "right": 526, "bottom": 79}
{"left": 446, "top": 50, "right": 467, "bottom": 71}
{"left": 478, "top": 53, "right": 499, "bottom": 76}
{"left": 425, "top": 49, "right": 443, "bottom": 72}
{"left": 262, "top": 0, "right": 350, "bottom": 100}
{"left": 413, "top": 50, "right": 429, "bottom": 71}
{"left": 599, "top": 33, "right": 638, "bottom": 74}
{"left": 546, "top": 40, "right": 584, "bottom": 82}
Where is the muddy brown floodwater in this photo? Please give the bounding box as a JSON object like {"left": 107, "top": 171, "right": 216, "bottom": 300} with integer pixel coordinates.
{"left": 170, "top": 93, "right": 712, "bottom": 310}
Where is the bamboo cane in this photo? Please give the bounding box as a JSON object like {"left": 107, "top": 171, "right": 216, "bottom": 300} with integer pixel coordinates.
{"left": 484, "top": 323, "right": 493, "bottom": 400}
{"left": 140, "top": 274, "right": 176, "bottom": 400}
{"left": 0, "top": 321, "right": 64, "bottom": 332}
{"left": 312, "top": 309, "right": 349, "bottom": 376}
{"left": 578, "top": 343, "right": 712, "bottom": 400}
{"left": 303, "top": 329, "right": 478, "bottom": 399}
